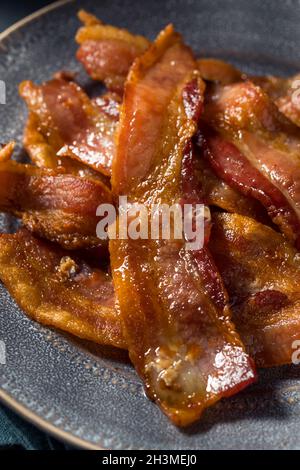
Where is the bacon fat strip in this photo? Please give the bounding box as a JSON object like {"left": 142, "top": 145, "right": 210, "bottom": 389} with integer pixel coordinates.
{"left": 209, "top": 213, "right": 300, "bottom": 367}
{"left": 110, "top": 25, "right": 256, "bottom": 426}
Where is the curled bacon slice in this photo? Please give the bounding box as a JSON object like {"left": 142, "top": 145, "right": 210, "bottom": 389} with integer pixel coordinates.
{"left": 253, "top": 74, "right": 300, "bottom": 127}
{"left": 20, "top": 76, "right": 119, "bottom": 176}
{"left": 197, "top": 59, "right": 300, "bottom": 127}
{"left": 197, "top": 58, "right": 243, "bottom": 85}
{"left": 202, "top": 80, "right": 300, "bottom": 247}
{"left": 110, "top": 25, "right": 255, "bottom": 426}
{"left": 0, "top": 229, "right": 124, "bottom": 349}
{"left": 76, "top": 10, "right": 149, "bottom": 93}
{"left": 0, "top": 158, "right": 112, "bottom": 249}
{"left": 209, "top": 213, "right": 300, "bottom": 367}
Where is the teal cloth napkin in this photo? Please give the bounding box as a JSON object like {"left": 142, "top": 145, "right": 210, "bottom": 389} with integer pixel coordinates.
{"left": 0, "top": 405, "right": 67, "bottom": 450}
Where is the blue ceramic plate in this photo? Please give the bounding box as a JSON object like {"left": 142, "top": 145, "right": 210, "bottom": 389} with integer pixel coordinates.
{"left": 1, "top": 0, "right": 300, "bottom": 450}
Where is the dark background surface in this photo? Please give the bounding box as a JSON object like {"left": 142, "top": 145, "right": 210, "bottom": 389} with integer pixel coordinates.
{"left": 0, "top": 1, "right": 55, "bottom": 32}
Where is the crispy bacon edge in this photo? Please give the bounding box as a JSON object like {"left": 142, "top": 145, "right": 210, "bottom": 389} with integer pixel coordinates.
{"left": 0, "top": 229, "right": 125, "bottom": 349}
{"left": 75, "top": 10, "right": 150, "bottom": 93}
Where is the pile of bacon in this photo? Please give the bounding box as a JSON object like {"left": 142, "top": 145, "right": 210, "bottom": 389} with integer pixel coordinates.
{"left": 1, "top": 10, "right": 300, "bottom": 426}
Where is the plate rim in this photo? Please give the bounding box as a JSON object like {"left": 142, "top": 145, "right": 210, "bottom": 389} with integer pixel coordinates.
{"left": 0, "top": 389, "right": 100, "bottom": 449}
{"left": 0, "top": 0, "right": 73, "bottom": 42}
{"left": 0, "top": 0, "right": 101, "bottom": 450}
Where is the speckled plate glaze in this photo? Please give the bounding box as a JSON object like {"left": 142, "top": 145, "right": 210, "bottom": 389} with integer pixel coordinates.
{"left": 1, "top": 0, "right": 300, "bottom": 450}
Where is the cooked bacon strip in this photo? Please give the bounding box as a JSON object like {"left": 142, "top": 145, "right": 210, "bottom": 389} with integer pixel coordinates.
{"left": 202, "top": 80, "right": 300, "bottom": 247}
{"left": 76, "top": 10, "right": 149, "bottom": 93}
{"left": 20, "top": 77, "right": 119, "bottom": 176}
{"left": 0, "top": 229, "right": 124, "bottom": 348}
{"left": 0, "top": 142, "right": 15, "bottom": 162}
{"left": 197, "top": 59, "right": 300, "bottom": 126}
{"left": 209, "top": 213, "right": 300, "bottom": 367}
{"left": 0, "top": 158, "right": 112, "bottom": 249}
{"left": 197, "top": 58, "right": 243, "bottom": 85}
{"left": 110, "top": 25, "right": 255, "bottom": 426}
{"left": 203, "top": 80, "right": 300, "bottom": 145}
{"left": 253, "top": 74, "right": 300, "bottom": 127}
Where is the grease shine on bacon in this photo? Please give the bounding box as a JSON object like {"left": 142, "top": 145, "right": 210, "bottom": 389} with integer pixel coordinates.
{"left": 110, "top": 25, "right": 256, "bottom": 426}
{"left": 209, "top": 213, "right": 300, "bottom": 367}
{"left": 20, "top": 76, "right": 119, "bottom": 176}
{"left": 3, "top": 219, "right": 300, "bottom": 370}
